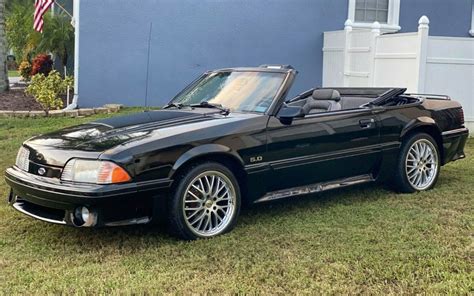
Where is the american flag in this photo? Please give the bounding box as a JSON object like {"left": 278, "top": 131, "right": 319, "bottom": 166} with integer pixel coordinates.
{"left": 34, "top": 0, "right": 54, "bottom": 32}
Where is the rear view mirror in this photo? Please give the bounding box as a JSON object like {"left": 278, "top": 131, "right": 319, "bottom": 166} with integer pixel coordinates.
{"left": 277, "top": 105, "right": 305, "bottom": 124}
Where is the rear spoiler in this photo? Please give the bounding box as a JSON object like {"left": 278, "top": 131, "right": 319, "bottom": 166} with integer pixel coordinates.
{"left": 405, "top": 93, "right": 451, "bottom": 100}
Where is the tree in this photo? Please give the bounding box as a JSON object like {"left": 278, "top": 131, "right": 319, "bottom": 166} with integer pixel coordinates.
{"left": 0, "top": 0, "right": 9, "bottom": 92}
{"left": 5, "top": 0, "right": 40, "bottom": 62}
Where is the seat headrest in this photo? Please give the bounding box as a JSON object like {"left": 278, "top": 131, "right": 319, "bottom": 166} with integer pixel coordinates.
{"left": 312, "top": 89, "right": 341, "bottom": 102}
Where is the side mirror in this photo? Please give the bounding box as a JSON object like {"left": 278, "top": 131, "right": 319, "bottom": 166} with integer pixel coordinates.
{"left": 277, "top": 105, "right": 305, "bottom": 124}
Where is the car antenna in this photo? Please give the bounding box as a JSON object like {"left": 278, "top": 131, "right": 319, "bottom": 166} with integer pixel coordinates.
{"left": 144, "top": 22, "right": 153, "bottom": 112}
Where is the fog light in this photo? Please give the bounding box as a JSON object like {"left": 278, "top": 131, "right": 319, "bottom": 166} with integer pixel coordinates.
{"left": 74, "top": 206, "right": 97, "bottom": 227}
{"left": 80, "top": 207, "right": 90, "bottom": 222}
{"left": 7, "top": 190, "right": 15, "bottom": 204}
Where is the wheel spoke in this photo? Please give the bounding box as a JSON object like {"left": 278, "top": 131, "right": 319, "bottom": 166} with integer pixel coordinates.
{"left": 204, "top": 176, "right": 211, "bottom": 194}
{"left": 213, "top": 180, "right": 225, "bottom": 197}
{"left": 215, "top": 212, "right": 223, "bottom": 224}
{"left": 192, "top": 184, "right": 204, "bottom": 195}
{"left": 185, "top": 206, "right": 203, "bottom": 211}
{"left": 210, "top": 176, "right": 216, "bottom": 195}
{"left": 193, "top": 213, "right": 206, "bottom": 228}
{"left": 187, "top": 208, "right": 204, "bottom": 220}
{"left": 198, "top": 179, "right": 205, "bottom": 192}
{"left": 217, "top": 188, "right": 229, "bottom": 199}
{"left": 187, "top": 190, "right": 201, "bottom": 201}
{"left": 407, "top": 167, "right": 417, "bottom": 175}
{"left": 203, "top": 215, "right": 211, "bottom": 231}
{"left": 210, "top": 212, "right": 217, "bottom": 229}
{"left": 420, "top": 170, "right": 426, "bottom": 185}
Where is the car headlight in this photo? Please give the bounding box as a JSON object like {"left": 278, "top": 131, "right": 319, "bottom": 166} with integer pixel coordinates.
{"left": 61, "top": 159, "right": 131, "bottom": 184}
{"left": 15, "top": 146, "right": 30, "bottom": 172}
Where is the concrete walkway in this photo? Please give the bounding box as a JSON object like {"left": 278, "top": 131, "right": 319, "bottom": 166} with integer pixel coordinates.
{"left": 8, "top": 77, "right": 26, "bottom": 90}
{"left": 9, "top": 77, "right": 20, "bottom": 85}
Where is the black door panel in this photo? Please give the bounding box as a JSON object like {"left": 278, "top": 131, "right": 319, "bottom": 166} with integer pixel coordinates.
{"left": 265, "top": 109, "right": 380, "bottom": 191}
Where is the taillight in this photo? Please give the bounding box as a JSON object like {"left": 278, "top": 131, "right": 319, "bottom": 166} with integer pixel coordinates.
{"left": 458, "top": 108, "right": 465, "bottom": 125}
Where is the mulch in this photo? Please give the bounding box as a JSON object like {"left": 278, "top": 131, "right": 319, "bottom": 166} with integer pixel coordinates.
{"left": 0, "top": 88, "right": 68, "bottom": 111}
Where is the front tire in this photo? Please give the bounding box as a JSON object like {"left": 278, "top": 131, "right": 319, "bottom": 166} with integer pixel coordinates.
{"left": 168, "top": 162, "right": 241, "bottom": 240}
{"left": 394, "top": 133, "right": 440, "bottom": 193}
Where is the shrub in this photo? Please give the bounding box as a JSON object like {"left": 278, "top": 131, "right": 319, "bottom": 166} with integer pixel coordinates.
{"left": 30, "top": 54, "right": 53, "bottom": 76}
{"left": 18, "top": 61, "right": 32, "bottom": 81}
{"left": 26, "top": 70, "right": 74, "bottom": 116}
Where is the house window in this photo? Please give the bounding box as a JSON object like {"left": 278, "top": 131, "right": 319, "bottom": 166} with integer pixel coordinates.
{"left": 348, "top": 0, "right": 400, "bottom": 32}
{"left": 355, "top": 0, "right": 389, "bottom": 23}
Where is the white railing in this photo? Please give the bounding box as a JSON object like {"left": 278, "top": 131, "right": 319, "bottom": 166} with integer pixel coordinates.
{"left": 323, "top": 16, "right": 474, "bottom": 128}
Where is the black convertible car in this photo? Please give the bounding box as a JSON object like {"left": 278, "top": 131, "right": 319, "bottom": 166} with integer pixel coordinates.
{"left": 5, "top": 65, "right": 468, "bottom": 239}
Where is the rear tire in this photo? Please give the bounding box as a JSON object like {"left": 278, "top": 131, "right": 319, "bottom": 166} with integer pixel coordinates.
{"left": 167, "top": 162, "right": 241, "bottom": 240}
{"left": 393, "top": 133, "right": 440, "bottom": 193}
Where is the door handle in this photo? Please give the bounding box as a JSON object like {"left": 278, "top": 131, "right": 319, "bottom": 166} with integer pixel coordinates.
{"left": 359, "top": 118, "right": 375, "bottom": 128}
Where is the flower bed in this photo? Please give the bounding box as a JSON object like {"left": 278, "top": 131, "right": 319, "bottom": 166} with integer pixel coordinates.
{"left": 0, "top": 89, "right": 123, "bottom": 119}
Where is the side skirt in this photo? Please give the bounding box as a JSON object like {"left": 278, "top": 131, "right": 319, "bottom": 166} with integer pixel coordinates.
{"left": 253, "top": 174, "right": 375, "bottom": 203}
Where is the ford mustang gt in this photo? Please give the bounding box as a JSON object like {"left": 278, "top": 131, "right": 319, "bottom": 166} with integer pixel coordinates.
{"left": 5, "top": 65, "right": 469, "bottom": 239}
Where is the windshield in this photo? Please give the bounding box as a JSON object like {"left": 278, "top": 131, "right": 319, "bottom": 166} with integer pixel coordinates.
{"left": 170, "top": 71, "right": 287, "bottom": 113}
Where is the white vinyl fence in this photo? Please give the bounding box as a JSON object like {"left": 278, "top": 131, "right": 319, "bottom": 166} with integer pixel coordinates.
{"left": 323, "top": 16, "right": 474, "bottom": 130}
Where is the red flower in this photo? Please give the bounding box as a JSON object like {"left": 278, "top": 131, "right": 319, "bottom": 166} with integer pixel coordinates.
{"left": 31, "top": 54, "right": 53, "bottom": 76}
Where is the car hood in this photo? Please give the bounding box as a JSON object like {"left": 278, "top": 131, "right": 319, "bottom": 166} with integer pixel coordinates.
{"left": 23, "top": 109, "right": 262, "bottom": 166}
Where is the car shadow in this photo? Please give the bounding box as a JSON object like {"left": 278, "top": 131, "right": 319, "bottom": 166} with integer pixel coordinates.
{"left": 9, "top": 177, "right": 452, "bottom": 249}
{"left": 31, "top": 183, "right": 389, "bottom": 244}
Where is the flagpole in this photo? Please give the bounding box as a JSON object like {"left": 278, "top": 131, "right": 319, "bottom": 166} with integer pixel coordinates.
{"left": 144, "top": 22, "right": 153, "bottom": 110}
{"left": 52, "top": 1, "right": 73, "bottom": 19}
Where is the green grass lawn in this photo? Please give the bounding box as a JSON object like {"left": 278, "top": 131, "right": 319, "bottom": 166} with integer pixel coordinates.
{"left": 0, "top": 110, "right": 472, "bottom": 294}
{"left": 8, "top": 70, "right": 19, "bottom": 78}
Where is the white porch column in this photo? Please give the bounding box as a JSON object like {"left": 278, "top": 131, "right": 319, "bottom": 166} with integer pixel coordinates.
{"left": 66, "top": 0, "right": 80, "bottom": 109}
{"left": 415, "top": 16, "right": 429, "bottom": 93}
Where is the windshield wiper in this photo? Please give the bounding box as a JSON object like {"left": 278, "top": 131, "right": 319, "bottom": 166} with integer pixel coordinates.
{"left": 163, "top": 102, "right": 188, "bottom": 109}
{"left": 191, "top": 101, "right": 230, "bottom": 115}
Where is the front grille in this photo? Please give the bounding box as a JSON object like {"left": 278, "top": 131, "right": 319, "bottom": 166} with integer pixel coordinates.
{"left": 15, "top": 146, "right": 30, "bottom": 172}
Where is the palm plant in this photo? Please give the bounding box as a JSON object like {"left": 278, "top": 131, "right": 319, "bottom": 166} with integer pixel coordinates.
{"left": 0, "top": 0, "right": 9, "bottom": 92}
{"left": 38, "top": 12, "right": 74, "bottom": 74}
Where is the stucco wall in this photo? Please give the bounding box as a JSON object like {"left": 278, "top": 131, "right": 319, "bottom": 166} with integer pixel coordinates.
{"left": 399, "top": 0, "right": 472, "bottom": 37}
{"left": 78, "top": 0, "right": 347, "bottom": 107}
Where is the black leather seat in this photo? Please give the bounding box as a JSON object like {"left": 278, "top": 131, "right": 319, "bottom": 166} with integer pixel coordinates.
{"left": 302, "top": 89, "right": 342, "bottom": 114}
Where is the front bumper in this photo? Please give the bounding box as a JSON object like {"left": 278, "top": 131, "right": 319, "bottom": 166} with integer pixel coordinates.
{"left": 441, "top": 127, "right": 469, "bottom": 164}
{"left": 5, "top": 166, "right": 172, "bottom": 227}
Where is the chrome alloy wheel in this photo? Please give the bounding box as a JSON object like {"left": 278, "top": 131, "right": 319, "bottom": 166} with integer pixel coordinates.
{"left": 182, "top": 171, "right": 236, "bottom": 237}
{"left": 405, "top": 139, "right": 439, "bottom": 190}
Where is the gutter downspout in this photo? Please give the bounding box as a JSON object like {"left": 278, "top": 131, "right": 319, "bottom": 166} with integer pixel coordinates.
{"left": 65, "top": 0, "right": 80, "bottom": 110}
